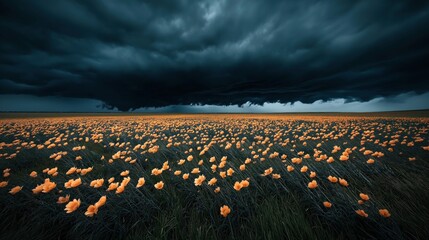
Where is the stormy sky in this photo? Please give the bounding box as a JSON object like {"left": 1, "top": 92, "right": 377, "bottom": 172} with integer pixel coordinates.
{"left": 1, "top": 0, "right": 429, "bottom": 112}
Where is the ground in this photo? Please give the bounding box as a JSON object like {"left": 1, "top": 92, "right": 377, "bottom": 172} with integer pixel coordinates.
{"left": 0, "top": 113, "right": 428, "bottom": 240}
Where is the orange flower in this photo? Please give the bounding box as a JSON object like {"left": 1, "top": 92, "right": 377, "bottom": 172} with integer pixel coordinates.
{"left": 95, "top": 196, "right": 107, "bottom": 208}
{"left": 65, "top": 199, "right": 81, "bottom": 213}
{"left": 174, "top": 170, "right": 182, "bottom": 176}
{"left": 240, "top": 180, "right": 250, "bottom": 187}
{"left": 300, "top": 166, "right": 308, "bottom": 173}
{"left": 66, "top": 167, "right": 77, "bottom": 175}
{"left": 359, "top": 193, "right": 369, "bottom": 201}
{"left": 136, "top": 177, "right": 145, "bottom": 188}
{"left": 219, "top": 171, "right": 226, "bottom": 178}
{"left": 32, "top": 184, "right": 44, "bottom": 194}
{"left": 85, "top": 204, "right": 98, "bottom": 217}
{"left": 272, "top": 173, "right": 281, "bottom": 179}
{"left": 194, "top": 175, "right": 206, "bottom": 186}
{"left": 379, "top": 209, "right": 391, "bottom": 218}
{"left": 262, "top": 167, "right": 273, "bottom": 176}
{"left": 233, "top": 181, "right": 243, "bottom": 191}
{"left": 29, "top": 171, "right": 37, "bottom": 178}
{"left": 309, "top": 171, "right": 316, "bottom": 178}
{"left": 214, "top": 187, "right": 221, "bottom": 193}
{"left": 328, "top": 176, "right": 338, "bottom": 183}
{"left": 90, "top": 179, "right": 104, "bottom": 188}
{"left": 239, "top": 164, "right": 246, "bottom": 171}
{"left": 355, "top": 209, "right": 368, "bottom": 217}
{"left": 120, "top": 170, "right": 129, "bottom": 177}
{"left": 308, "top": 180, "right": 318, "bottom": 189}
{"left": 9, "top": 186, "right": 23, "bottom": 195}
{"left": 220, "top": 205, "right": 231, "bottom": 217}
{"left": 367, "top": 159, "right": 375, "bottom": 164}
{"left": 57, "top": 195, "right": 70, "bottom": 204}
{"left": 208, "top": 177, "right": 218, "bottom": 186}
{"left": 107, "top": 182, "right": 119, "bottom": 191}
{"left": 0, "top": 181, "right": 8, "bottom": 188}
{"left": 227, "top": 168, "right": 235, "bottom": 176}
{"left": 154, "top": 181, "right": 164, "bottom": 190}
{"left": 191, "top": 168, "right": 200, "bottom": 174}
{"left": 287, "top": 165, "right": 294, "bottom": 172}
{"left": 339, "top": 178, "right": 348, "bottom": 187}
{"left": 42, "top": 178, "right": 56, "bottom": 193}
{"left": 182, "top": 173, "right": 189, "bottom": 180}
{"left": 323, "top": 201, "right": 332, "bottom": 208}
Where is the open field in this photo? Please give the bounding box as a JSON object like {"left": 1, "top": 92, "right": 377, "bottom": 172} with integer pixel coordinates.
{"left": 0, "top": 113, "right": 428, "bottom": 239}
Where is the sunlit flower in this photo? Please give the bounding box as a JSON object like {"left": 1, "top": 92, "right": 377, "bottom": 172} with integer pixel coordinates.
{"left": 57, "top": 194, "right": 70, "bottom": 204}
{"left": 300, "top": 166, "right": 308, "bottom": 173}
{"left": 355, "top": 209, "right": 368, "bottom": 217}
{"left": 136, "top": 177, "right": 145, "bottom": 188}
{"left": 339, "top": 178, "right": 348, "bottom": 187}
{"left": 85, "top": 204, "right": 98, "bottom": 217}
{"left": 227, "top": 168, "right": 235, "bottom": 176}
{"left": 29, "top": 171, "right": 37, "bottom": 178}
{"left": 154, "top": 181, "right": 164, "bottom": 190}
{"left": 95, "top": 196, "right": 107, "bottom": 208}
{"left": 379, "top": 209, "right": 391, "bottom": 218}
{"left": 323, "top": 201, "right": 332, "bottom": 208}
{"left": 9, "top": 186, "right": 23, "bottom": 195}
{"left": 65, "top": 199, "right": 81, "bottom": 213}
{"left": 220, "top": 205, "right": 231, "bottom": 217}
{"left": 308, "top": 180, "right": 318, "bottom": 189}
{"left": 328, "top": 176, "right": 338, "bottom": 183}
{"left": 234, "top": 181, "right": 243, "bottom": 191}
{"left": 208, "top": 177, "right": 217, "bottom": 186}
{"left": 359, "top": 193, "right": 369, "bottom": 201}
{"left": 0, "top": 181, "right": 9, "bottom": 188}
{"left": 183, "top": 173, "right": 189, "bottom": 180}
{"left": 194, "top": 175, "right": 206, "bottom": 186}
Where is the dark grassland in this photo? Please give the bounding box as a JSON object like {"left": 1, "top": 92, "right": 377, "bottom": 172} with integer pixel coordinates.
{"left": 0, "top": 113, "right": 428, "bottom": 240}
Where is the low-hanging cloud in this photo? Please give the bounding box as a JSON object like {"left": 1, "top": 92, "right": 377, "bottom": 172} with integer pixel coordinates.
{"left": 1, "top": 0, "right": 429, "bottom": 111}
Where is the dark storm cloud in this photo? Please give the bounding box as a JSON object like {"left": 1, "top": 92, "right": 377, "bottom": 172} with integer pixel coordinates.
{"left": 1, "top": 0, "right": 429, "bottom": 111}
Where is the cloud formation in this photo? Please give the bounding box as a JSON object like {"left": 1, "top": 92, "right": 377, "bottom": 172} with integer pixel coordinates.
{"left": 1, "top": 1, "right": 429, "bottom": 111}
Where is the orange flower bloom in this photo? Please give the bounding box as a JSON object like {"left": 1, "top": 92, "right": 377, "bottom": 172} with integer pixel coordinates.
{"left": 287, "top": 165, "right": 294, "bottom": 172}
{"left": 323, "top": 201, "right": 332, "bottom": 208}
{"left": 300, "top": 166, "right": 308, "bottom": 173}
{"left": 85, "top": 204, "right": 98, "bottom": 217}
{"left": 57, "top": 195, "right": 70, "bottom": 204}
{"left": 136, "top": 177, "right": 145, "bottom": 188}
{"left": 154, "top": 181, "right": 164, "bottom": 190}
{"left": 0, "top": 181, "right": 8, "bottom": 188}
{"left": 339, "top": 178, "right": 348, "bottom": 187}
{"left": 9, "top": 186, "right": 23, "bottom": 195}
{"left": 233, "top": 181, "right": 243, "bottom": 191}
{"left": 355, "top": 209, "right": 368, "bottom": 217}
{"left": 194, "top": 175, "right": 206, "bottom": 186}
{"left": 29, "top": 171, "right": 37, "bottom": 178}
{"left": 359, "top": 193, "right": 369, "bottom": 201}
{"left": 65, "top": 199, "right": 81, "bottom": 213}
{"left": 220, "top": 205, "right": 231, "bottom": 217}
{"left": 328, "top": 176, "right": 338, "bottom": 183}
{"left": 107, "top": 182, "right": 119, "bottom": 191}
{"left": 309, "top": 171, "right": 316, "bottom": 178}
{"left": 367, "top": 159, "right": 375, "bottom": 164}
{"left": 379, "top": 209, "right": 391, "bottom": 218}
{"left": 191, "top": 168, "right": 200, "bottom": 174}
{"left": 227, "top": 168, "right": 235, "bottom": 176}
{"left": 308, "top": 180, "right": 318, "bottom": 189}
{"left": 182, "top": 173, "right": 189, "bottom": 180}
{"left": 90, "top": 179, "right": 104, "bottom": 188}
{"left": 119, "top": 170, "right": 129, "bottom": 177}
{"left": 208, "top": 177, "right": 218, "bottom": 186}
{"left": 95, "top": 196, "right": 107, "bottom": 208}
